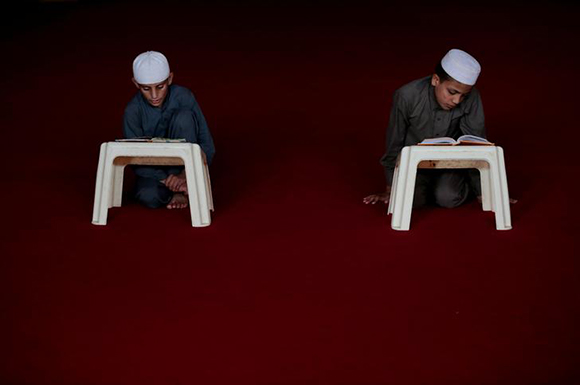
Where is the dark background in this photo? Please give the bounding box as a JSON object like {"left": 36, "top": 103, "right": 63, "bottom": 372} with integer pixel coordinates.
{"left": 1, "top": 1, "right": 579, "bottom": 384}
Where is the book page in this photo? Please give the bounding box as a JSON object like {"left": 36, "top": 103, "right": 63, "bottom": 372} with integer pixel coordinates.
{"left": 115, "top": 137, "right": 187, "bottom": 143}
{"left": 150, "top": 138, "right": 187, "bottom": 143}
{"left": 115, "top": 137, "right": 151, "bottom": 142}
{"left": 418, "top": 137, "right": 457, "bottom": 145}
{"left": 457, "top": 135, "right": 493, "bottom": 145}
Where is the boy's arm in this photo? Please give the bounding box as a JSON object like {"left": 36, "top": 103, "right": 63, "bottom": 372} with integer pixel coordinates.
{"left": 364, "top": 91, "right": 408, "bottom": 205}
{"left": 184, "top": 90, "right": 215, "bottom": 165}
{"left": 459, "top": 89, "right": 486, "bottom": 138}
{"left": 192, "top": 101, "right": 215, "bottom": 165}
{"left": 380, "top": 90, "right": 409, "bottom": 186}
{"left": 123, "top": 103, "right": 144, "bottom": 139}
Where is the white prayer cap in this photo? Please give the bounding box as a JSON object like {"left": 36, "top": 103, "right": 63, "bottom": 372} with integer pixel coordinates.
{"left": 132, "top": 51, "right": 170, "bottom": 84}
{"left": 441, "top": 49, "right": 481, "bottom": 86}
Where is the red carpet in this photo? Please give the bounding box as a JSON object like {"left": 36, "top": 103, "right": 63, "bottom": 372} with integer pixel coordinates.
{"left": 1, "top": 1, "right": 579, "bottom": 384}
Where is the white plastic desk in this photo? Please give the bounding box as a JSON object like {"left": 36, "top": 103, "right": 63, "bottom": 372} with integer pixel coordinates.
{"left": 92, "top": 142, "right": 213, "bottom": 227}
{"left": 387, "top": 145, "right": 512, "bottom": 231}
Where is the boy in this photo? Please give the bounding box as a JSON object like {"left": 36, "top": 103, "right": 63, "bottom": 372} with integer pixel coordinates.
{"left": 123, "top": 51, "right": 215, "bottom": 209}
{"left": 364, "top": 49, "right": 486, "bottom": 208}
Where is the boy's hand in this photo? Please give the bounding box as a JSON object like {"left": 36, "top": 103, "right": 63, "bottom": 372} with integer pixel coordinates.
{"left": 162, "top": 172, "right": 187, "bottom": 193}
{"left": 363, "top": 187, "right": 391, "bottom": 205}
{"left": 477, "top": 196, "right": 518, "bottom": 204}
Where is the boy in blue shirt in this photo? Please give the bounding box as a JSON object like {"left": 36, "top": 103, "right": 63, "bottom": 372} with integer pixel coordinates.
{"left": 123, "top": 51, "right": 215, "bottom": 209}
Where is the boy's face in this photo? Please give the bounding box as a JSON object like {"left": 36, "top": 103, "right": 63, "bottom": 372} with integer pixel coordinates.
{"left": 431, "top": 74, "right": 473, "bottom": 110}
{"left": 133, "top": 73, "right": 174, "bottom": 107}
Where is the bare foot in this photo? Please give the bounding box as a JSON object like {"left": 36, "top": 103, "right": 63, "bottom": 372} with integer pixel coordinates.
{"left": 167, "top": 193, "right": 188, "bottom": 209}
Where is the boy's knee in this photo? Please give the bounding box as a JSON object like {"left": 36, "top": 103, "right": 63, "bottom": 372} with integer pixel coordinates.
{"left": 432, "top": 172, "right": 469, "bottom": 208}
{"left": 134, "top": 179, "right": 171, "bottom": 208}
{"left": 412, "top": 172, "right": 430, "bottom": 208}
{"left": 170, "top": 109, "right": 197, "bottom": 141}
{"left": 412, "top": 190, "right": 428, "bottom": 208}
{"left": 135, "top": 187, "right": 163, "bottom": 208}
{"left": 173, "top": 109, "right": 194, "bottom": 127}
{"left": 434, "top": 184, "right": 467, "bottom": 208}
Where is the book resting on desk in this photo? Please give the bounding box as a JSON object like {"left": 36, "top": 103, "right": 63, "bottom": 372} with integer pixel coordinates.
{"left": 418, "top": 135, "right": 493, "bottom": 146}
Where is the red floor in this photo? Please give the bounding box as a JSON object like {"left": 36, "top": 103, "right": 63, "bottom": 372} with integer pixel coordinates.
{"left": 1, "top": 1, "right": 579, "bottom": 384}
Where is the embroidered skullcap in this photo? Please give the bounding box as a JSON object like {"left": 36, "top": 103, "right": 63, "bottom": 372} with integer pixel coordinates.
{"left": 441, "top": 49, "right": 481, "bottom": 86}
{"left": 132, "top": 51, "right": 170, "bottom": 84}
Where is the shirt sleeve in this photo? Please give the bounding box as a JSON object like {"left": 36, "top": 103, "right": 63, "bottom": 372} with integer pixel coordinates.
{"left": 190, "top": 95, "right": 216, "bottom": 165}
{"left": 459, "top": 89, "right": 486, "bottom": 138}
{"left": 122, "top": 101, "right": 143, "bottom": 139}
{"left": 380, "top": 90, "right": 409, "bottom": 186}
{"left": 170, "top": 87, "right": 216, "bottom": 164}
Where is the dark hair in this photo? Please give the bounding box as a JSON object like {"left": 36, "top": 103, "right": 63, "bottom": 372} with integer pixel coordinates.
{"left": 435, "top": 62, "right": 452, "bottom": 82}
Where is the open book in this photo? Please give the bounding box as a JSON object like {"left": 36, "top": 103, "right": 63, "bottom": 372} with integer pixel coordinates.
{"left": 115, "top": 137, "right": 187, "bottom": 143}
{"left": 418, "top": 135, "right": 493, "bottom": 146}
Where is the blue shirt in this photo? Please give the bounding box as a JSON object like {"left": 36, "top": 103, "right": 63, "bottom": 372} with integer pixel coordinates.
{"left": 123, "top": 84, "right": 215, "bottom": 164}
